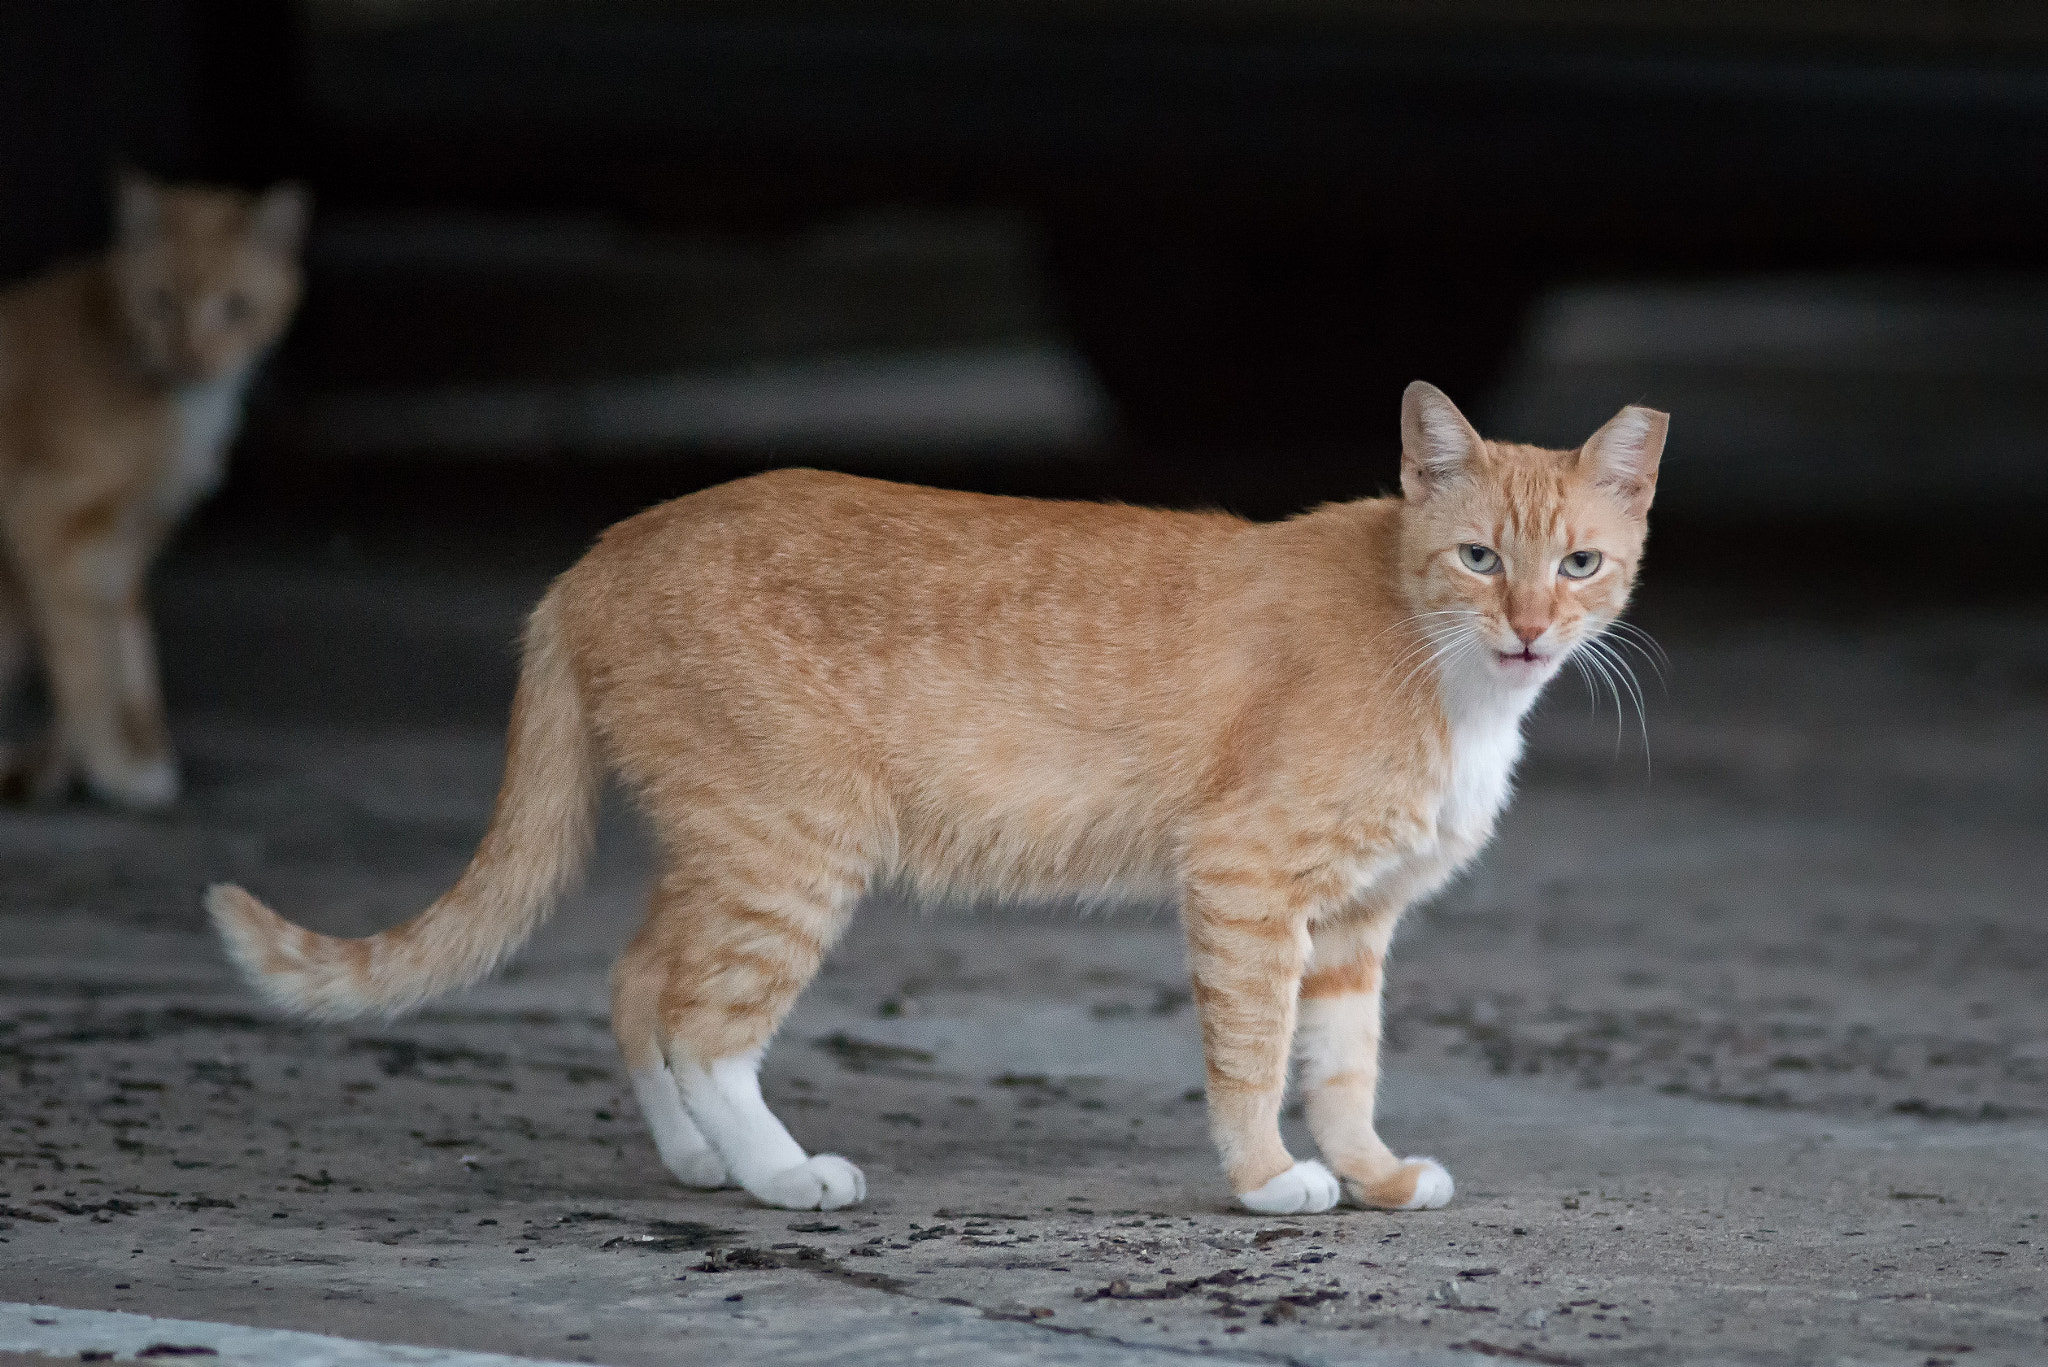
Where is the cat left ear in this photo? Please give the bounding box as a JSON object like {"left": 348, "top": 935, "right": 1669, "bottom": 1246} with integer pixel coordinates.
{"left": 1580, "top": 405, "right": 1667, "bottom": 517}
{"left": 114, "top": 169, "right": 164, "bottom": 247}
{"left": 1400, "top": 380, "right": 1485, "bottom": 500}
{"left": 250, "top": 182, "right": 313, "bottom": 257}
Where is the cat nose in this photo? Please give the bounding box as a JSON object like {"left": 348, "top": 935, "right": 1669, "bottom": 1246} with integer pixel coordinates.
{"left": 1511, "top": 622, "right": 1547, "bottom": 646}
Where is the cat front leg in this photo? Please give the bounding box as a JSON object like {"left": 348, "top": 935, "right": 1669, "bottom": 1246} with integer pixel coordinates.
{"left": 7, "top": 514, "right": 177, "bottom": 809}
{"left": 1298, "top": 916, "right": 1453, "bottom": 1209}
{"left": 1183, "top": 871, "right": 1339, "bottom": 1215}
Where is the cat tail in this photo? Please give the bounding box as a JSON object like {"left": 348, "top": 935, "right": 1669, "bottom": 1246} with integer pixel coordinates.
{"left": 206, "top": 587, "right": 598, "bottom": 1021}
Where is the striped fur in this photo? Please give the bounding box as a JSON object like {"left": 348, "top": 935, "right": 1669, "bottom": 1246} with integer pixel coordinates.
{"left": 209, "top": 382, "right": 1663, "bottom": 1213}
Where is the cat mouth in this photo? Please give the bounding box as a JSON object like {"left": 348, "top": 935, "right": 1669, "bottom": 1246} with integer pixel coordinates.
{"left": 1497, "top": 648, "right": 1547, "bottom": 666}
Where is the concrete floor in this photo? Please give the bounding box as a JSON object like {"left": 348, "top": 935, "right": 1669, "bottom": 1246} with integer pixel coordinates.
{"left": 2, "top": 508, "right": 2046, "bottom": 1366}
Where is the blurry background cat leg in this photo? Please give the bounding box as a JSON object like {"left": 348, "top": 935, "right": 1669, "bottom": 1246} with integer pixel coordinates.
{"left": 0, "top": 559, "right": 48, "bottom": 795}
{"left": 1299, "top": 914, "right": 1454, "bottom": 1209}
{"left": 1, "top": 494, "right": 176, "bottom": 808}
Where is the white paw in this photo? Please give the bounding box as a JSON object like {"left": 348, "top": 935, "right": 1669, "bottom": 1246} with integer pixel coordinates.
{"left": 1397, "top": 1157, "right": 1455, "bottom": 1210}
{"left": 750, "top": 1154, "right": 866, "bottom": 1211}
{"left": 1238, "top": 1159, "right": 1341, "bottom": 1215}
{"left": 662, "top": 1147, "right": 731, "bottom": 1189}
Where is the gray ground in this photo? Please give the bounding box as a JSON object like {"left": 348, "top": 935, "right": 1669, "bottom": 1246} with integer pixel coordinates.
{"left": 3, "top": 530, "right": 2046, "bottom": 1367}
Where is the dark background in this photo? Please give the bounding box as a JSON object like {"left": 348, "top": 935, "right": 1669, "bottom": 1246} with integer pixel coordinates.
{"left": 3, "top": 17, "right": 2046, "bottom": 1357}
{"left": 5, "top": 0, "right": 2048, "bottom": 638}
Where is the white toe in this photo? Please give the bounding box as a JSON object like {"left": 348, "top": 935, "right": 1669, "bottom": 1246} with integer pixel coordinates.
{"left": 1397, "top": 1157, "right": 1455, "bottom": 1210}
{"left": 752, "top": 1154, "right": 866, "bottom": 1211}
{"left": 1238, "top": 1159, "right": 1341, "bottom": 1215}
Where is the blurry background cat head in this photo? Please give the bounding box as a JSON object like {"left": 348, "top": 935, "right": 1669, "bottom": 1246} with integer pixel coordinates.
{"left": 109, "top": 170, "right": 310, "bottom": 386}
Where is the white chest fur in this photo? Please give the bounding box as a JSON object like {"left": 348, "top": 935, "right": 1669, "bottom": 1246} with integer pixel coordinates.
{"left": 1334, "top": 676, "right": 1536, "bottom": 911}
{"left": 1430, "top": 659, "right": 1545, "bottom": 855}
{"left": 158, "top": 365, "right": 254, "bottom": 517}
{"left": 1438, "top": 701, "right": 1527, "bottom": 846}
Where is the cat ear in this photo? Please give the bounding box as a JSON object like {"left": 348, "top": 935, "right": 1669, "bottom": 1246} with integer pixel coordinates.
{"left": 249, "top": 182, "right": 312, "bottom": 257}
{"left": 1580, "top": 405, "right": 1668, "bottom": 516}
{"left": 113, "top": 168, "right": 164, "bottom": 247}
{"left": 1400, "top": 381, "right": 1484, "bottom": 499}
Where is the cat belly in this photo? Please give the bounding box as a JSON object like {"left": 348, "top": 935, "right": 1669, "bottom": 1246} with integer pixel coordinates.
{"left": 894, "top": 799, "right": 1181, "bottom": 905}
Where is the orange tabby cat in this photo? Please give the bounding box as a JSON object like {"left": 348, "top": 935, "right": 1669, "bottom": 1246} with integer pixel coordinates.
{"left": 210, "top": 382, "right": 1664, "bottom": 1214}
{"left": 0, "top": 171, "right": 308, "bottom": 808}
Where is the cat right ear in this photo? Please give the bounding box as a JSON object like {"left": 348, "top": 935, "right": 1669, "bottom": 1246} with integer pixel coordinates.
{"left": 1580, "top": 404, "right": 1668, "bottom": 518}
{"left": 113, "top": 168, "right": 164, "bottom": 247}
{"left": 1400, "top": 381, "right": 1483, "bottom": 500}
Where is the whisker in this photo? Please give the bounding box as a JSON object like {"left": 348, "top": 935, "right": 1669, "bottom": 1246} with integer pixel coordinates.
{"left": 1591, "top": 637, "right": 1650, "bottom": 722}
{"left": 1362, "top": 609, "right": 1474, "bottom": 651}
{"left": 1389, "top": 615, "right": 1473, "bottom": 663}
{"left": 1392, "top": 624, "right": 1480, "bottom": 705}
{"left": 1605, "top": 619, "right": 1672, "bottom": 677}
{"left": 1584, "top": 637, "right": 1653, "bottom": 778}
{"left": 1577, "top": 641, "right": 1629, "bottom": 758}
{"left": 1587, "top": 637, "right": 1648, "bottom": 721}
{"left": 1606, "top": 617, "right": 1670, "bottom": 662}
{"left": 1392, "top": 636, "right": 1459, "bottom": 703}
{"left": 1569, "top": 653, "right": 1601, "bottom": 719}
{"left": 1413, "top": 637, "right": 1483, "bottom": 706}
{"left": 1381, "top": 627, "right": 1465, "bottom": 696}
{"left": 1601, "top": 635, "right": 1668, "bottom": 693}
{"left": 1366, "top": 610, "right": 1477, "bottom": 677}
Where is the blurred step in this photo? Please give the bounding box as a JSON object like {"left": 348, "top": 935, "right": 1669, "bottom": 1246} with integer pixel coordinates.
{"left": 266, "top": 208, "right": 1110, "bottom": 456}
{"left": 1491, "top": 273, "right": 2048, "bottom": 513}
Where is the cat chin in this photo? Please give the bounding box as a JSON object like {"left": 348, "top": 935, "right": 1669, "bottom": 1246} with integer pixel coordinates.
{"left": 1490, "top": 653, "right": 1556, "bottom": 687}
{"left": 1460, "top": 648, "right": 1558, "bottom": 694}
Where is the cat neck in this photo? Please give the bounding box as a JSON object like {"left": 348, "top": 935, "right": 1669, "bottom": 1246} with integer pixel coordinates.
{"left": 1426, "top": 619, "right": 1548, "bottom": 847}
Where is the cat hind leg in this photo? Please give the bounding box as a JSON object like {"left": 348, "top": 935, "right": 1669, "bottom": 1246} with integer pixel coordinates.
{"left": 639, "top": 855, "right": 866, "bottom": 1210}
{"left": 613, "top": 942, "right": 728, "bottom": 1189}
{"left": 670, "top": 1052, "right": 864, "bottom": 1211}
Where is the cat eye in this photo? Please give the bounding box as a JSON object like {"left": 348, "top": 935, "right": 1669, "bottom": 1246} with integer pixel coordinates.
{"left": 1559, "top": 549, "right": 1603, "bottom": 579}
{"left": 1457, "top": 544, "right": 1502, "bottom": 575}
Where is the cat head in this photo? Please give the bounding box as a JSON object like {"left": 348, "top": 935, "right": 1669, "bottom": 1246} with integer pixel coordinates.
{"left": 109, "top": 171, "right": 310, "bottom": 384}
{"left": 1396, "top": 380, "right": 1665, "bottom": 696}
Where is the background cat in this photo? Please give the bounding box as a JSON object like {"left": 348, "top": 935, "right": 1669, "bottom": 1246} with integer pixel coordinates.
{"left": 0, "top": 171, "right": 308, "bottom": 808}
